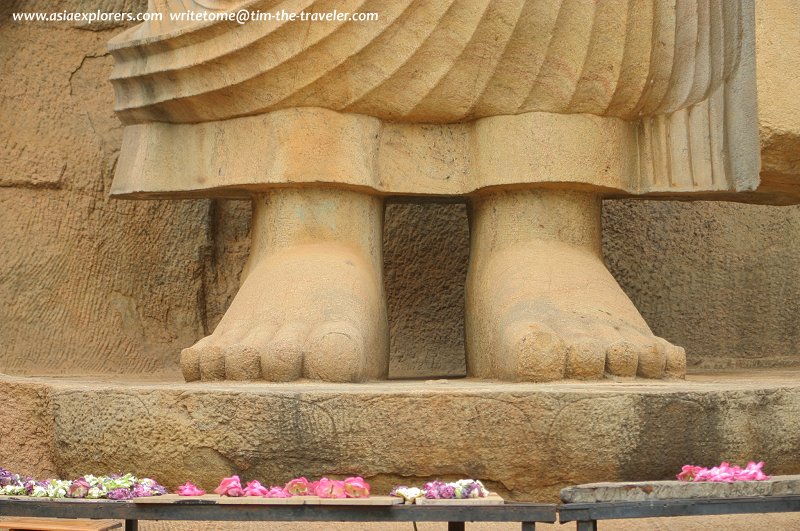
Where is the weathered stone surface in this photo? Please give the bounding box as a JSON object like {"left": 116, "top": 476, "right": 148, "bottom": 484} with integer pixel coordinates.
{"left": 561, "top": 475, "right": 800, "bottom": 504}
{"left": 200, "top": 199, "right": 252, "bottom": 334}
{"left": 0, "top": 11, "right": 190, "bottom": 375}
{"left": 1, "top": 370, "right": 795, "bottom": 502}
{"left": 604, "top": 200, "right": 800, "bottom": 370}
{"left": 0, "top": 1, "right": 245, "bottom": 377}
{"left": 0, "top": 381, "right": 56, "bottom": 479}
{"left": 755, "top": 0, "right": 800, "bottom": 201}
{"left": 112, "top": 110, "right": 650, "bottom": 197}
{"left": 1, "top": 11, "right": 799, "bottom": 530}
{"left": 385, "top": 203, "right": 468, "bottom": 378}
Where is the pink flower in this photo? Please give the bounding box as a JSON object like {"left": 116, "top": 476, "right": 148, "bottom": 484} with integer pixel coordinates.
{"left": 343, "top": 476, "right": 370, "bottom": 498}
{"left": 243, "top": 480, "right": 270, "bottom": 497}
{"left": 677, "top": 462, "right": 770, "bottom": 483}
{"left": 175, "top": 481, "right": 205, "bottom": 496}
{"left": 676, "top": 465, "right": 703, "bottom": 481}
{"left": 741, "top": 461, "right": 770, "bottom": 481}
{"left": 313, "top": 477, "right": 347, "bottom": 498}
{"left": 284, "top": 477, "right": 311, "bottom": 496}
{"left": 700, "top": 462, "right": 739, "bottom": 483}
{"left": 265, "top": 486, "right": 291, "bottom": 498}
{"left": 214, "top": 475, "right": 244, "bottom": 497}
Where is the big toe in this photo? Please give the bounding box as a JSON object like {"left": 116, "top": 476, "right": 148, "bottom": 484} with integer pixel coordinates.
{"left": 198, "top": 345, "right": 226, "bottom": 381}
{"left": 504, "top": 322, "right": 567, "bottom": 382}
{"left": 304, "top": 321, "right": 367, "bottom": 383}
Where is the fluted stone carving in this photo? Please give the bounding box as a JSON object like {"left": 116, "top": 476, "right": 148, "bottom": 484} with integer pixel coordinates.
{"left": 112, "top": 1, "right": 747, "bottom": 121}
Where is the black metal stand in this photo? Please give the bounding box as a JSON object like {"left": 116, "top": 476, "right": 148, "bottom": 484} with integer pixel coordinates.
{"left": 560, "top": 495, "right": 800, "bottom": 529}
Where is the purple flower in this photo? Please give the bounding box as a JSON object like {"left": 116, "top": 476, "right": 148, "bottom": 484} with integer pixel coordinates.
{"left": 131, "top": 484, "right": 152, "bottom": 498}
{"left": 132, "top": 478, "right": 167, "bottom": 497}
{"left": 107, "top": 488, "right": 133, "bottom": 500}
{"left": 22, "top": 478, "right": 40, "bottom": 496}
{"left": 423, "top": 481, "right": 445, "bottom": 499}
{"left": 68, "top": 478, "right": 91, "bottom": 498}
{"left": 439, "top": 485, "right": 456, "bottom": 499}
{"left": 0, "top": 468, "right": 16, "bottom": 487}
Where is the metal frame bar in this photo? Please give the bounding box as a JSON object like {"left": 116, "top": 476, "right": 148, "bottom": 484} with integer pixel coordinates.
{"left": 560, "top": 495, "right": 800, "bottom": 528}
{"left": 8, "top": 494, "right": 800, "bottom": 529}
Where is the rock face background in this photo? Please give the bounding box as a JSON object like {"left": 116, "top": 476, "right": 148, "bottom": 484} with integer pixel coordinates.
{"left": 1, "top": 0, "right": 799, "bottom": 378}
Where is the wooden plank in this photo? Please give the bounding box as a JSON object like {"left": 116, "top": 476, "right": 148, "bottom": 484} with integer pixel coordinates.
{"left": 215, "top": 496, "right": 400, "bottom": 505}
{"left": 303, "top": 496, "right": 402, "bottom": 506}
{"left": 132, "top": 494, "right": 216, "bottom": 505}
{"left": 414, "top": 494, "right": 505, "bottom": 505}
{"left": 215, "top": 496, "right": 306, "bottom": 505}
{"left": 0, "top": 517, "right": 121, "bottom": 531}
{"left": 135, "top": 494, "right": 400, "bottom": 506}
{"left": 0, "top": 497, "right": 123, "bottom": 504}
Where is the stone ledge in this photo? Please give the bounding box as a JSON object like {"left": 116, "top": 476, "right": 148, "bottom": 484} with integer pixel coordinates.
{"left": 561, "top": 475, "right": 800, "bottom": 503}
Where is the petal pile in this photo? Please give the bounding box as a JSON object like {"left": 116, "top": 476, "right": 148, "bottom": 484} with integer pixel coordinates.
{"left": 677, "top": 461, "right": 770, "bottom": 482}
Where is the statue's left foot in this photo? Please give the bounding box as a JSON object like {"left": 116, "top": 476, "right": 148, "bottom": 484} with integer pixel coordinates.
{"left": 465, "top": 190, "right": 687, "bottom": 382}
{"left": 467, "top": 243, "right": 686, "bottom": 381}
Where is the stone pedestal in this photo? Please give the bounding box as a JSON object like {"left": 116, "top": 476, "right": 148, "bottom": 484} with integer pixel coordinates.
{"left": 3, "top": 370, "right": 799, "bottom": 502}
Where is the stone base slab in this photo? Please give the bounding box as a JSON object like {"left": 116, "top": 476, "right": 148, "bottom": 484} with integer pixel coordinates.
{"left": 1, "top": 370, "right": 799, "bottom": 502}
{"left": 561, "top": 475, "right": 800, "bottom": 503}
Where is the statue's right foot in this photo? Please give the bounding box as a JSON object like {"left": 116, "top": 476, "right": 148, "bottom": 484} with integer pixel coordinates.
{"left": 181, "top": 189, "right": 388, "bottom": 383}
{"left": 470, "top": 244, "right": 687, "bottom": 381}
{"left": 466, "top": 189, "right": 686, "bottom": 382}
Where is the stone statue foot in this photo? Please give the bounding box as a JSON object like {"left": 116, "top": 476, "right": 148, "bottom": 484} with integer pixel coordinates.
{"left": 181, "top": 189, "right": 389, "bottom": 383}
{"left": 466, "top": 190, "right": 687, "bottom": 382}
